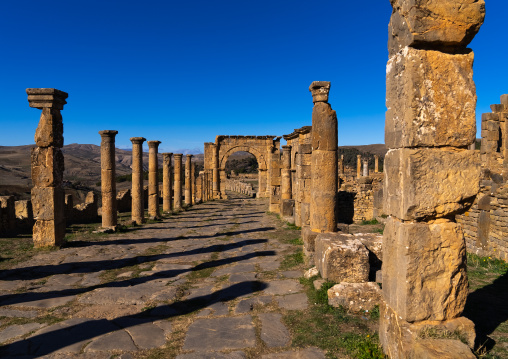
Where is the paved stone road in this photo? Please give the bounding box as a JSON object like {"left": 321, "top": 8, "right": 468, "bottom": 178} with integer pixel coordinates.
{"left": 0, "top": 192, "right": 325, "bottom": 358}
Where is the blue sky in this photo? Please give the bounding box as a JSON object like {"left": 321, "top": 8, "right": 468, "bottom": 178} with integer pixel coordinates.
{"left": 1, "top": 1, "right": 506, "bottom": 153}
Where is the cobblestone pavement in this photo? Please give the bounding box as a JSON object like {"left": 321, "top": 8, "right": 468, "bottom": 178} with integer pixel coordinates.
{"left": 0, "top": 192, "right": 325, "bottom": 358}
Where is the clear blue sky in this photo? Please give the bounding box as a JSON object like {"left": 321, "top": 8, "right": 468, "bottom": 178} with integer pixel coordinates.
{"left": 1, "top": 1, "right": 507, "bottom": 153}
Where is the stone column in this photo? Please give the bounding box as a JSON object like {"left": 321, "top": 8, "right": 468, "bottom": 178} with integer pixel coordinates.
{"left": 374, "top": 155, "right": 379, "bottom": 173}
{"left": 130, "top": 137, "right": 146, "bottom": 224}
{"left": 339, "top": 155, "right": 344, "bottom": 175}
{"left": 162, "top": 153, "right": 173, "bottom": 213}
{"left": 99, "top": 130, "right": 118, "bottom": 230}
{"left": 281, "top": 145, "right": 292, "bottom": 200}
{"left": 362, "top": 159, "right": 369, "bottom": 177}
{"left": 356, "top": 155, "right": 361, "bottom": 179}
{"left": 208, "top": 169, "right": 213, "bottom": 200}
{"left": 212, "top": 145, "right": 220, "bottom": 199}
{"left": 185, "top": 154, "right": 193, "bottom": 205}
{"left": 27, "top": 89, "right": 67, "bottom": 247}
{"left": 147, "top": 141, "right": 161, "bottom": 219}
{"left": 173, "top": 154, "right": 183, "bottom": 210}
{"left": 381, "top": 2, "right": 485, "bottom": 358}
{"left": 191, "top": 162, "right": 196, "bottom": 204}
{"left": 203, "top": 171, "right": 208, "bottom": 201}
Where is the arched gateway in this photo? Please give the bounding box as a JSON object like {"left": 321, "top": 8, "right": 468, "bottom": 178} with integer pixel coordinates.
{"left": 203, "top": 135, "right": 281, "bottom": 199}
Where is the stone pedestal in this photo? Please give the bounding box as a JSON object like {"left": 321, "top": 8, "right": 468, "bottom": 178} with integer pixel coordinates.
{"left": 381, "top": 1, "right": 485, "bottom": 357}
{"left": 185, "top": 154, "right": 193, "bottom": 205}
{"left": 130, "top": 137, "right": 146, "bottom": 224}
{"left": 147, "top": 141, "right": 161, "bottom": 219}
{"left": 173, "top": 154, "right": 183, "bottom": 210}
{"left": 99, "top": 130, "right": 118, "bottom": 230}
{"left": 27, "top": 88, "right": 68, "bottom": 247}
{"left": 162, "top": 153, "right": 173, "bottom": 213}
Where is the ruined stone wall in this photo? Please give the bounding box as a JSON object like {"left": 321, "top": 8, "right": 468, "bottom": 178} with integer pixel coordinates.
{"left": 223, "top": 178, "right": 255, "bottom": 197}
{"left": 456, "top": 96, "right": 508, "bottom": 261}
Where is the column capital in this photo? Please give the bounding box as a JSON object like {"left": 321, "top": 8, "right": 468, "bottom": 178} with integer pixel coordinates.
{"left": 309, "top": 81, "right": 330, "bottom": 103}
{"left": 282, "top": 145, "right": 292, "bottom": 151}
{"left": 147, "top": 140, "right": 161, "bottom": 148}
{"left": 186, "top": 154, "right": 193, "bottom": 158}
{"left": 27, "top": 88, "right": 68, "bottom": 110}
{"left": 99, "top": 130, "right": 118, "bottom": 138}
{"left": 174, "top": 153, "right": 183, "bottom": 159}
{"left": 130, "top": 137, "right": 146, "bottom": 144}
{"left": 162, "top": 152, "right": 173, "bottom": 157}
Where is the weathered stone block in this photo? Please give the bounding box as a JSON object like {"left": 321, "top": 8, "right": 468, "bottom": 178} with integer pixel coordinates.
{"left": 382, "top": 218, "right": 468, "bottom": 322}
{"left": 33, "top": 219, "right": 65, "bottom": 247}
{"left": 386, "top": 48, "right": 476, "bottom": 149}
{"left": 282, "top": 199, "right": 294, "bottom": 218}
{"left": 15, "top": 200, "right": 33, "bottom": 220}
{"left": 302, "top": 226, "right": 318, "bottom": 252}
{"left": 34, "top": 108, "right": 64, "bottom": 148}
{"left": 412, "top": 339, "right": 475, "bottom": 359}
{"left": 31, "top": 187, "right": 65, "bottom": 221}
{"left": 31, "top": 147, "right": 64, "bottom": 187}
{"left": 389, "top": 0, "right": 485, "bottom": 55}
{"left": 311, "top": 102, "right": 337, "bottom": 152}
{"left": 315, "top": 232, "right": 369, "bottom": 283}
{"left": 328, "top": 282, "right": 382, "bottom": 312}
{"left": 299, "top": 144, "right": 312, "bottom": 154}
{"left": 26, "top": 88, "right": 68, "bottom": 110}
{"left": 384, "top": 148, "right": 480, "bottom": 220}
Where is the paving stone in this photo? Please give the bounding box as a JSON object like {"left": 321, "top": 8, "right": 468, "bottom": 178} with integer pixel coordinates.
{"left": 276, "top": 293, "right": 309, "bottom": 310}
{"left": 260, "top": 347, "right": 326, "bottom": 358}
{"left": 211, "top": 263, "right": 256, "bottom": 277}
{"left": 84, "top": 329, "right": 137, "bottom": 351}
{"left": 0, "top": 323, "right": 46, "bottom": 343}
{"left": 2, "top": 294, "right": 77, "bottom": 309}
{"left": 229, "top": 272, "right": 258, "bottom": 283}
{"left": 0, "top": 308, "right": 39, "bottom": 318}
{"left": 0, "top": 280, "right": 30, "bottom": 292}
{"left": 114, "top": 318, "right": 167, "bottom": 349}
{"left": 281, "top": 270, "right": 302, "bottom": 278}
{"left": 259, "top": 313, "right": 290, "bottom": 347}
{"left": 44, "top": 274, "right": 82, "bottom": 288}
{"left": 264, "top": 280, "right": 303, "bottom": 295}
{"left": 176, "top": 351, "right": 246, "bottom": 359}
{"left": 80, "top": 271, "right": 104, "bottom": 287}
{"left": 183, "top": 316, "right": 256, "bottom": 351}
{"left": 234, "top": 296, "right": 273, "bottom": 314}
{"left": 259, "top": 261, "right": 281, "bottom": 271}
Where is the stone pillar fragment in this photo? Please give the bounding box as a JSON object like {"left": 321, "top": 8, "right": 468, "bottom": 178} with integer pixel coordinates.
{"left": 212, "top": 145, "right": 220, "bottom": 199}
{"left": 99, "top": 130, "right": 118, "bottom": 230}
{"left": 363, "top": 159, "right": 369, "bottom": 177}
{"left": 147, "top": 141, "right": 161, "bottom": 219}
{"left": 281, "top": 145, "right": 292, "bottom": 200}
{"left": 309, "top": 81, "right": 338, "bottom": 233}
{"left": 381, "top": 1, "right": 485, "bottom": 358}
{"left": 374, "top": 155, "right": 379, "bottom": 173}
{"left": 191, "top": 162, "right": 196, "bottom": 204}
{"left": 357, "top": 155, "right": 361, "bottom": 179}
{"left": 339, "top": 155, "right": 344, "bottom": 175}
{"left": 185, "top": 154, "right": 193, "bottom": 205}
{"left": 27, "top": 88, "right": 68, "bottom": 247}
{"left": 162, "top": 152, "right": 173, "bottom": 213}
{"left": 173, "top": 154, "right": 183, "bottom": 210}
{"left": 130, "top": 137, "right": 146, "bottom": 224}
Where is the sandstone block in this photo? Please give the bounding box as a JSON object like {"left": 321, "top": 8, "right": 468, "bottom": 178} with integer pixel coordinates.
{"left": 31, "top": 147, "right": 64, "bottom": 187}
{"left": 412, "top": 339, "right": 475, "bottom": 359}
{"left": 386, "top": 48, "right": 476, "bottom": 149}
{"left": 382, "top": 218, "right": 468, "bottom": 322}
{"left": 384, "top": 148, "right": 480, "bottom": 220}
{"left": 33, "top": 219, "right": 65, "bottom": 247}
{"left": 282, "top": 199, "right": 294, "bottom": 218}
{"left": 34, "top": 108, "right": 64, "bottom": 148}
{"left": 311, "top": 102, "right": 337, "bottom": 151}
{"left": 302, "top": 227, "right": 318, "bottom": 252}
{"left": 31, "top": 187, "right": 65, "bottom": 221}
{"left": 328, "top": 282, "right": 382, "bottom": 312}
{"left": 26, "top": 88, "right": 68, "bottom": 110}
{"left": 389, "top": 0, "right": 485, "bottom": 55}
{"left": 15, "top": 200, "right": 33, "bottom": 220}
{"left": 299, "top": 144, "right": 312, "bottom": 154}
{"left": 315, "top": 232, "right": 369, "bottom": 283}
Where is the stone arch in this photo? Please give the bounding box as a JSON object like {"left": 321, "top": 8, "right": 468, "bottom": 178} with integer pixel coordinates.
{"left": 219, "top": 145, "right": 267, "bottom": 171}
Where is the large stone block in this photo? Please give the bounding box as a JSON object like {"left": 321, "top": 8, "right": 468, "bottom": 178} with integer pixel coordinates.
{"left": 33, "top": 219, "right": 66, "bottom": 247}
{"left": 315, "top": 232, "right": 369, "bottom": 283}
{"left": 382, "top": 218, "right": 468, "bottom": 322}
{"left": 384, "top": 148, "right": 480, "bottom": 220}
{"left": 389, "top": 0, "right": 485, "bottom": 55}
{"left": 328, "top": 282, "right": 382, "bottom": 312}
{"left": 386, "top": 48, "right": 476, "bottom": 149}
{"left": 31, "top": 187, "right": 65, "bottom": 221}
{"left": 311, "top": 102, "right": 337, "bottom": 152}
{"left": 34, "top": 108, "right": 64, "bottom": 148}
{"left": 31, "top": 147, "right": 64, "bottom": 187}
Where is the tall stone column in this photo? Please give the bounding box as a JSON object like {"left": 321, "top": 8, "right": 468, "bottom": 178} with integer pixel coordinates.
{"left": 130, "top": 137, "right": 146, "bottom": 224}
{"left": 356, "top": 155, "right": 361, "bottom": 179}
{"left": 212, "top": 145, "right": 220, "bottom": 199}
{"left": 374, "top": 155, "right": 379, "bottom": 173}
{"left": 191, "top": 162, "right": 196, "bottom": 204}
{"left": 173, "top": 154, "right": 183, "bottom": 210}
{"left": 147, "top": 141, "right": 161, "bottom": 219}
{"left": 185, "top": 154, "right": 193, "bottom": 205}
{"left": 281, "top": 145, "right": 292, "bottom": 200}
{"left": 339, "top": 154, "right": 344, "bottom": 175}
{"left": 203, "top": 171, "right": 208, "bottom": 201}
{"left": 99, "top": 130, "right": 118, "bottom": 229}
{"left": 208, "top": 169, "right": 213, "bottom": 200}
{"left": 27, "top": 88, "right": 67, "bottom": 247}
{"left": 381, "top": 1, "right": 485, "bottom": 358}
{"left": 162, "top": 153, "right": 173, "bottom": 213}
{"left": 362, "top": 159, "right": 369, "bottom": 177}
